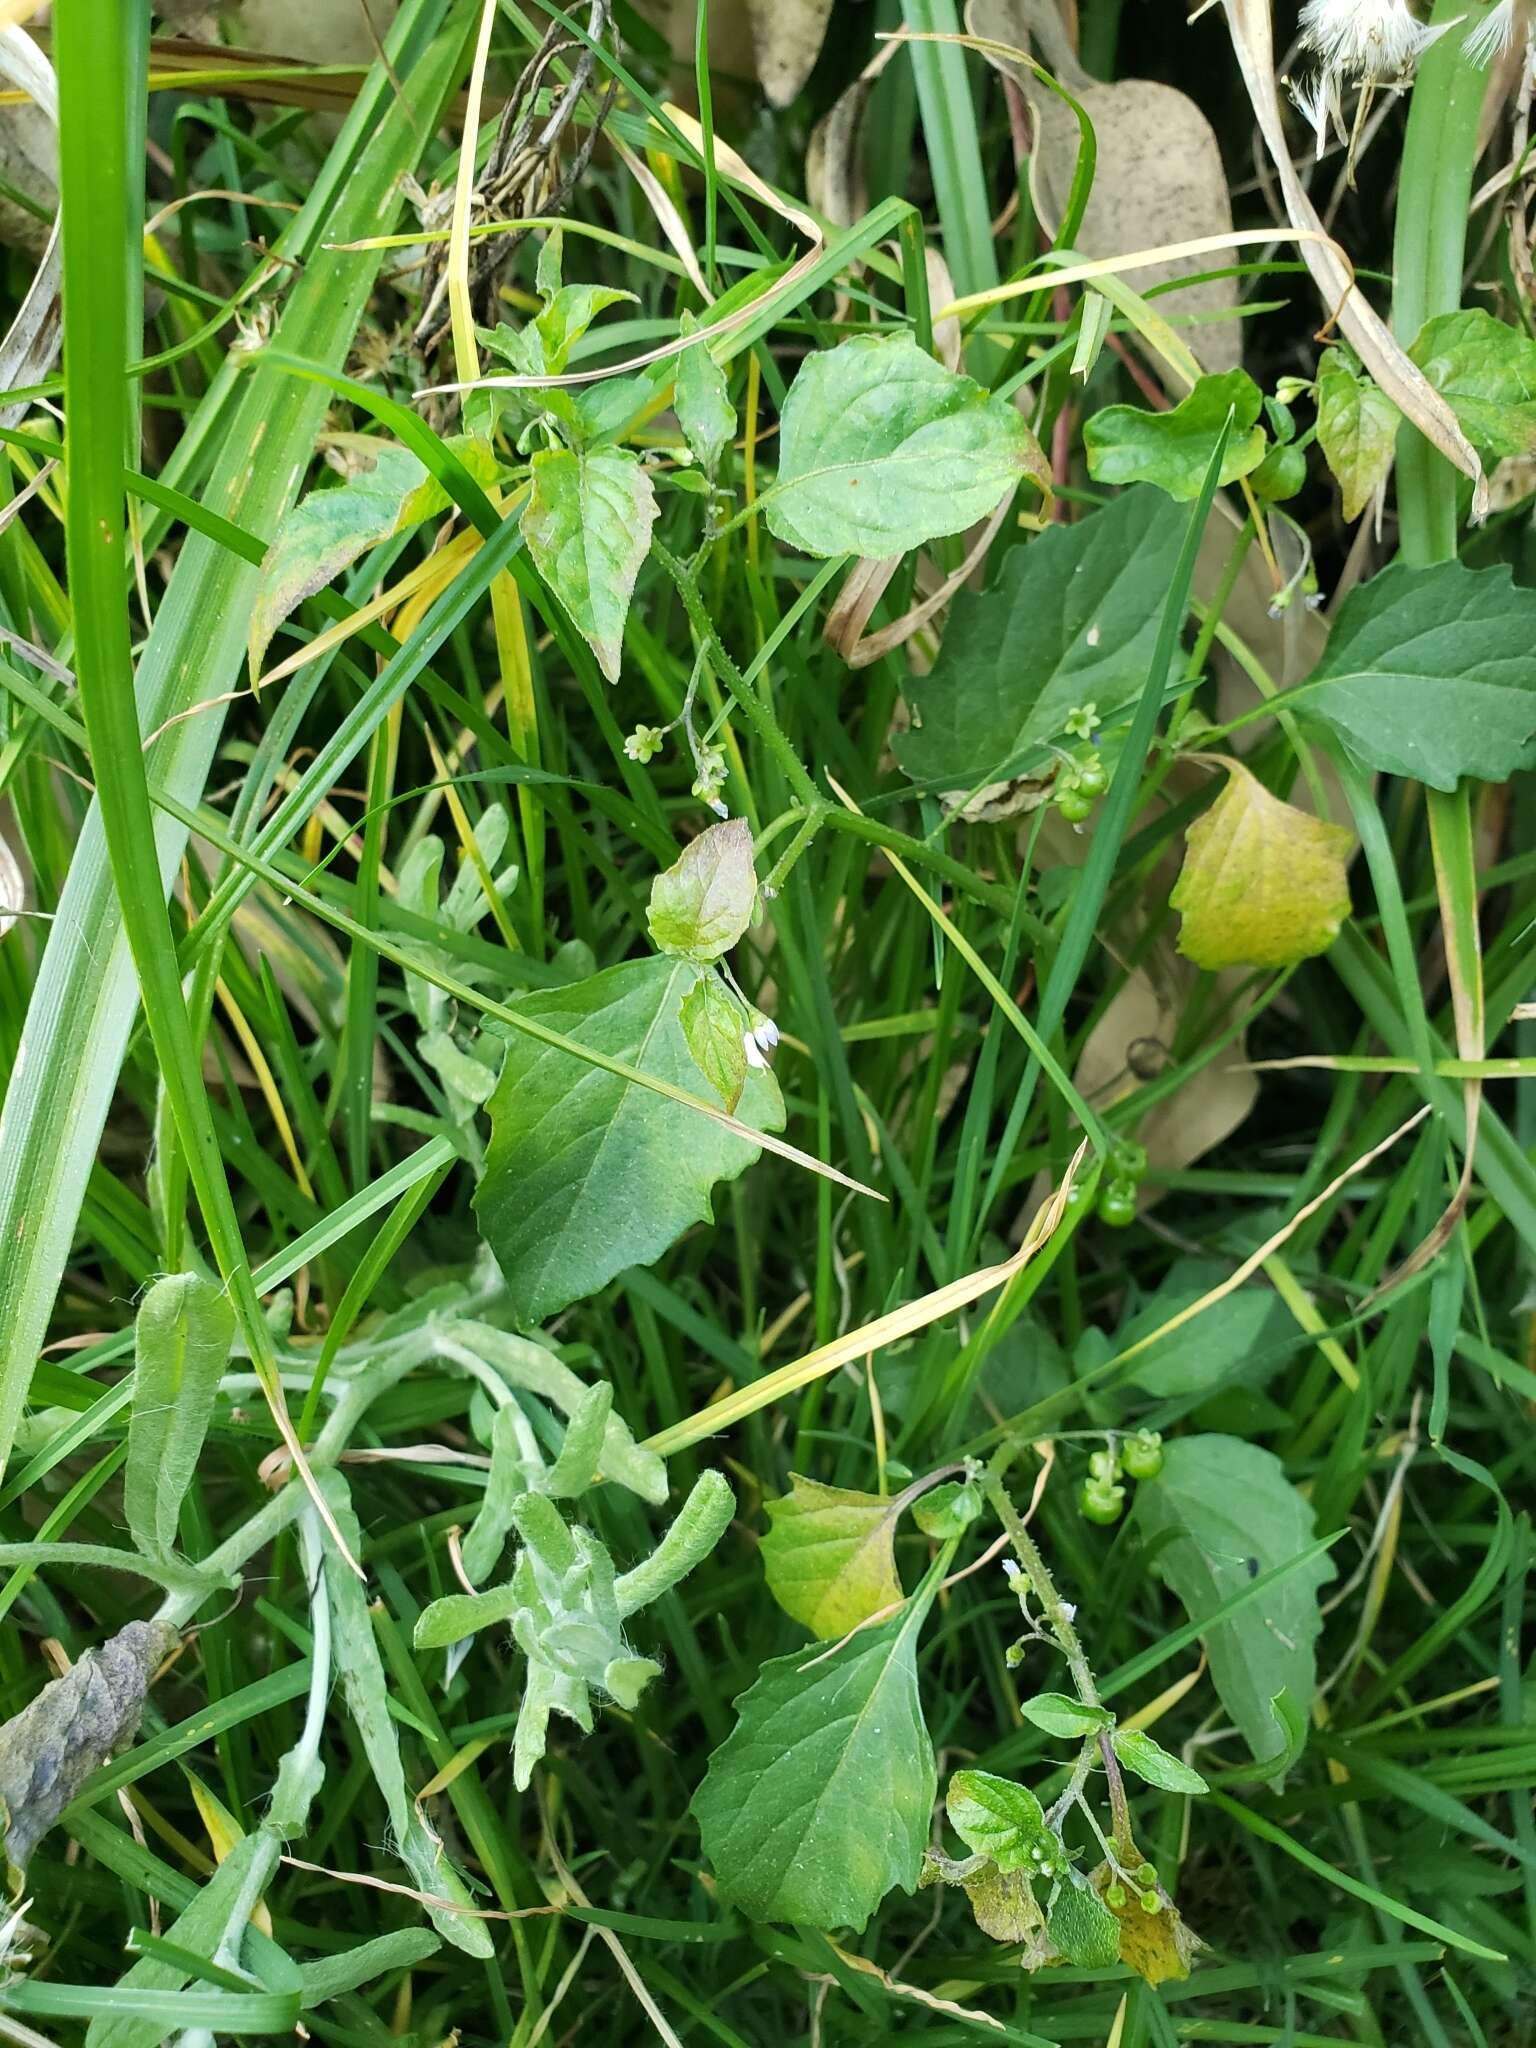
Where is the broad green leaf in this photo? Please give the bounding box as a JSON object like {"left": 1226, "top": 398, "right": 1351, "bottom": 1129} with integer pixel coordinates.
{"left": 520, "top": 446, "right": 657, "bottom": 682}
{"left": 1134, "top": 1435, "right": 1335, "bottom": 1772}
{"left": 760, "top": 1475, "right": 903, "bottom": 1639}
{"left": 693, "top": 1603, "right": 936, "bottom": 1929}
{"left": 1170, "top": 762, "right": 1352, "bottom": 970}
{"left": 911, "top": 1478, "right": 982, "bottom": 1539}
{"left": 476, "top": 957, "right": 783, "bottom": 1325}
{"left": 125, "top": 1272, "right": 235, "bottom": 1561}
{"left": 766, "top": 332, "right": 1047, "bottom": 558}
{"left": 1047, "top": 1870, "right": 1121, "bottom": 1968}
{"left": 1018, "top": 1692, "right": 1112, "bottom": 1740}
{"left": 895, "top": 486, "right": 1184, "bottom": 790}
{"left": 679, "top": 974, "right": 749, "bottom": 1111}
{"left": 1299, "top": 558, "right": 1536, "bottom": 788}
{"left": 946, "top": 1770, "right": 1066, "bottom": 1875}
{"left": 321, "top": 1476, "right": 493, "bottom": 1957}
{"left": 1084, "top": 369, "right": 1267, "bottom": 500}
{"left": 1409, "top": 308, "right": 1536, "bottom": 461}
{"left": 1314, "top": 350, "right": 1398, "bottom": 521}
{"left": 1119, "top": 1256, "right": 1293, "bottom": 1398}
{"left": 676, "top": 314, "right": 736, "bottom": 476}
{"left": 647, "top": 818, "right": 757, "bottom": 962}
{"left": 1111, "top": 1727, "right": 1208, "bottom": 1794}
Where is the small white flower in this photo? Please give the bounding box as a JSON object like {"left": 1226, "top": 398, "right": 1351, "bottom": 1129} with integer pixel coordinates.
{"left": 742, "top": 1030, "right": 768, "bottom": 1070}
{"left": 1300, "top": 0, "right": 1443, "bottom": 79}
{"left": 1463, "top": 0, "right": 1522, "bottom": 62}
{"left": 749, "top": 1011, "right": 779, "bottom": 1054}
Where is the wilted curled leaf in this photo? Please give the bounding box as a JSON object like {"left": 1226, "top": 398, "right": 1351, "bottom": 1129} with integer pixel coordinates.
{"left": 1171, "top": 762, "right": 1353, "bottom": 971}
{"left": 0, "top": 1619, "right": 178, "bottom": 1879}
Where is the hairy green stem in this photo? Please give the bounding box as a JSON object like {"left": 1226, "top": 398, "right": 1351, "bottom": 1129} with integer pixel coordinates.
{"left": 982, "top": 1459, "right": 1098, "bottom": 1708}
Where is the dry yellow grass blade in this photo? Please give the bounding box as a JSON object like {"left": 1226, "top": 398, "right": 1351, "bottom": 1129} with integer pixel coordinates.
{"left": 643, "top": 1142, "right": 1089, "bottom": 1456}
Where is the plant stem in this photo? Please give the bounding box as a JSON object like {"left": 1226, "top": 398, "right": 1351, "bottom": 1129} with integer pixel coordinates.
{"left": 982, "top": 1458, "right": 1098, "bottom": 1707}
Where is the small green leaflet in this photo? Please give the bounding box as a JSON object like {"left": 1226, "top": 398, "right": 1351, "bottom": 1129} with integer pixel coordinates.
{"left": 1314, "top": 350, "right": 1398, "bottom": 522}
{"left": 676, "top": 313, "right": 736, "bottom": 477}
{"left": 679, "top": 975, "right": 749, "bottom": 1111}
{"left": 1018, "top": 1692, "right": 1111, "bottom": 1739}
{"left": 647, "top": 818, "right": 757, "bottom": 962}
{"left": 945, "top": 1770, "right": 1065, "bottom": 1875}
{"left": 1298, "top": 557, "right": 1536, "bottom": 788}
{"left": 693, "top": 1600, "right": 936, "bottom": 1929}
{"left": 475, "top": 956, "right": 783, "bottom": 1325}
{"left": 760, "top": 1475, "right": 904, "bottom": 1639}
{"left": 766, "top": 332, "right": 1048, "bottom": 559}
{"left": 125, "top": 1271, "right": 235, "bottom": 1561}
{"left": 1084, "top": 369, "right": 1267, "bottom": 501}
{"left": 1409, "top": 307, "right": 1536, "bottom": 462}
{"left": 521, "top": 446, "right": 657, "bottom": 682}
{"left": 895, "top": 486, "right": 1184, "bottom": 791}
{"left": 911, "top": 1477, "right": 982, "bottom": 1539}
{"left": 1112, "top": 1727, "right": 1209, "bottom": 1795}
{"left": 1134, "top": 1434, "right": 1335, "bottom": 1774}
{"left": 1170, "top": 762, "right": 1353, "bottom": 971}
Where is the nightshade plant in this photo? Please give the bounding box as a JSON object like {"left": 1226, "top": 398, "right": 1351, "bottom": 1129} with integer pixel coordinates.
{"left": 0, "top": 0, "right": 1533, "bottom": 2042}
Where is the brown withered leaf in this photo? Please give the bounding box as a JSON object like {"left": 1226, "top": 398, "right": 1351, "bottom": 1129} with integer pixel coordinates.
{"left": 967, "top": 0, "right": 1241, "bottom": 377}
{"left": 0, "top": 1620, "right": 179, "bottom": 1880}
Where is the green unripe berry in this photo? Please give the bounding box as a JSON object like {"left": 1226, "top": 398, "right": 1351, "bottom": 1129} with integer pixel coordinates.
{"left": 1074, "top": 753, "right": 1108, "bottom": 797}
{"left": 1056, "top": 783, "right": 1094, "bottom": 824}
{"left": 1122, "top": 1430, "right": 1164, "bottom": 1481}
{"left": 1097, "top": 1180, "right": 1137, "bottom": 1228}
{"left": 1140, "top": 1889, "right": 1163, "bottom": 1914}
{"left": 1105, "top": 1883, "right": 1128, "bottom": 1909}
{"left": 1088, "top": 1447, "right": 1120, "bottom": 1487}
{"left": 1135, "top": 1863, "right": 1159, "bottom": 1888}
{"left": 1079, "top": 1478, "right": 1125, "bottom": 1525}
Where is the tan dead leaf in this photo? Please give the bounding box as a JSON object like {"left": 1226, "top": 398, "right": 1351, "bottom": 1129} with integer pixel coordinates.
{"left": 966, "top": 0, "right": 1241, "bottom": 377}
{"left": 1073, "top": 940, "right": 1259, "bottom": 1189}
{"left": 1171, "top": 761, "right": 1353, "bottom": 972}
{"left": 238, "top": 0, "right": 403, "bottom": 63}
{"left": 637, "top": 0, "right": 832, "bottom": 111}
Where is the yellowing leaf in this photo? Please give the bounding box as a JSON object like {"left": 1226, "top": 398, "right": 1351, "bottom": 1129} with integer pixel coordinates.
{"left": 1092, "top": 1860, "right": 1205, "bottom": 1985}
{"left": 1171, "top": 763, "right": 1352, "bottom": 971}
{"left": 760, "top": 1475, "right": 903, "bottom": 1639}
{"left": 963, "top": 1861, "right": 1045, "bottom": 1944}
